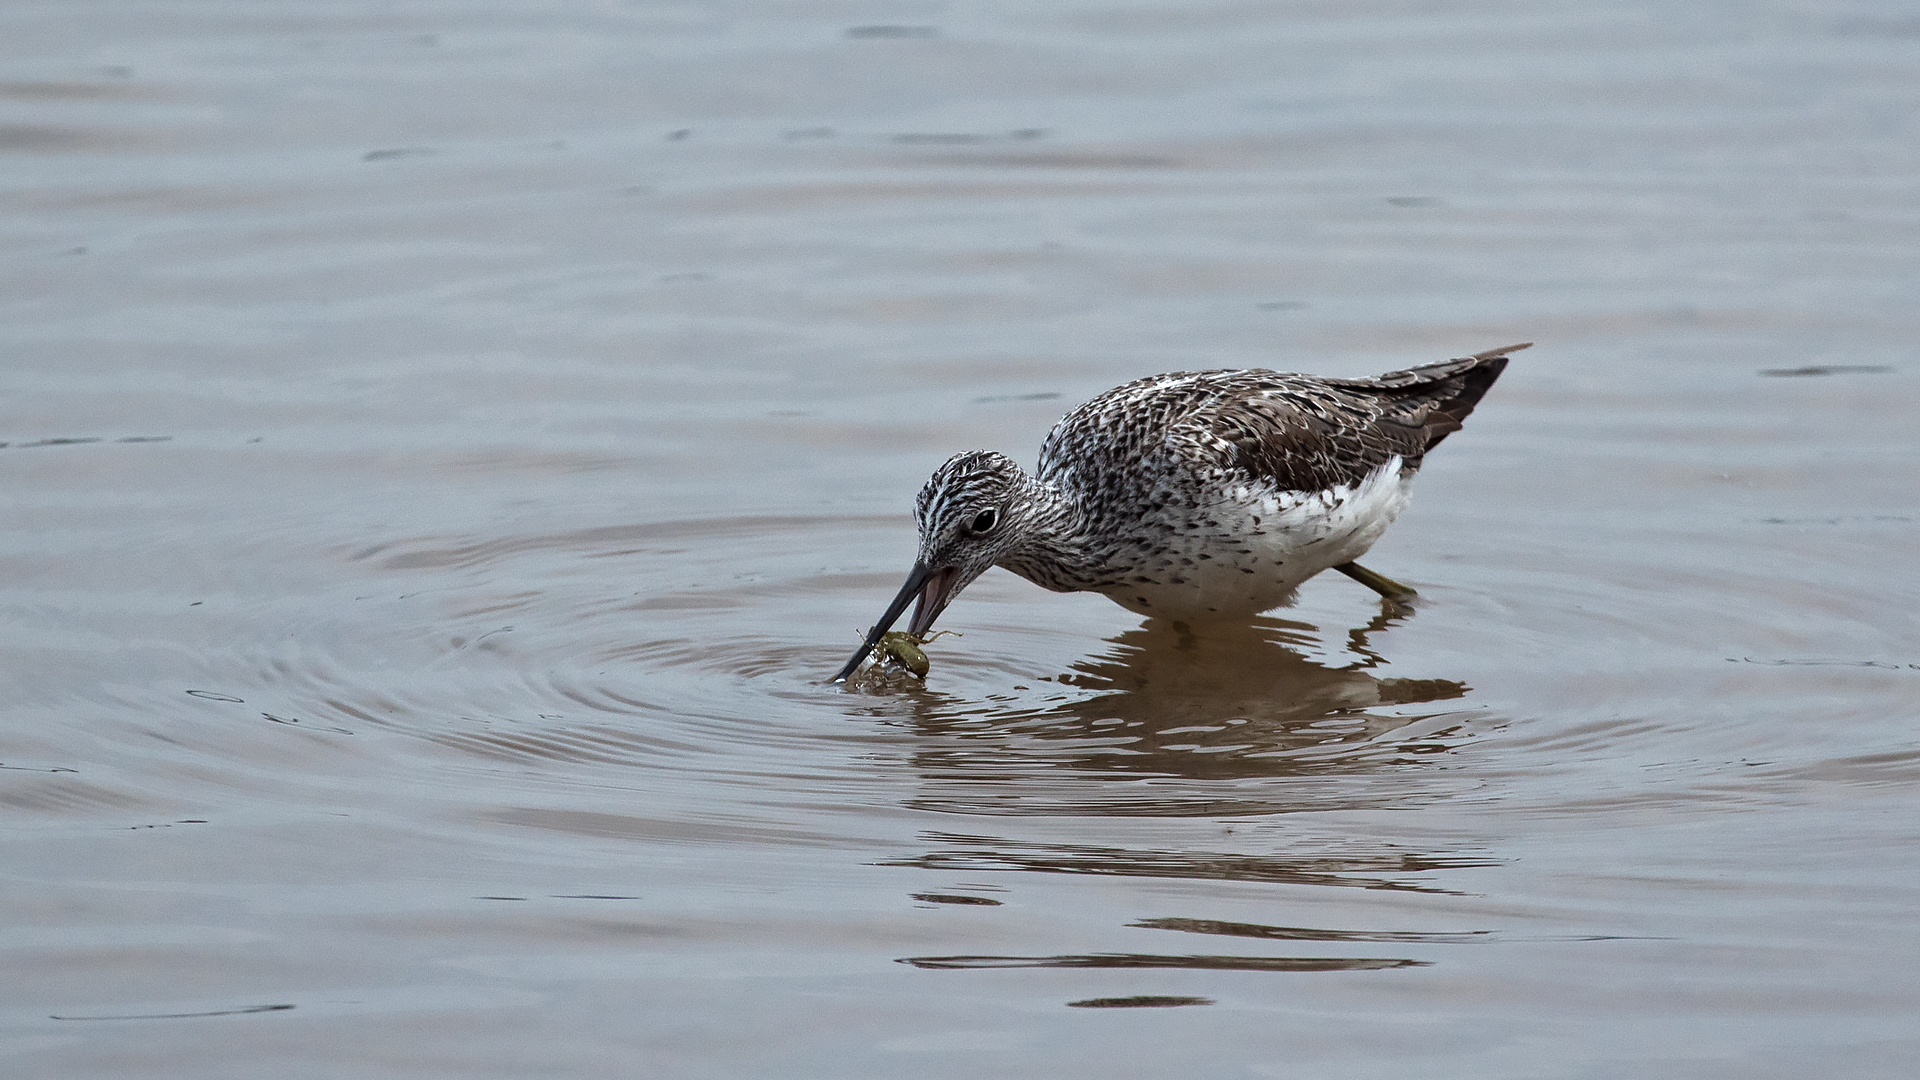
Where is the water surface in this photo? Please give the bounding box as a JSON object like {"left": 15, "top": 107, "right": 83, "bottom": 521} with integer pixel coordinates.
{"left": 3, "top": 1, "right": 1917, "bottom": 1076}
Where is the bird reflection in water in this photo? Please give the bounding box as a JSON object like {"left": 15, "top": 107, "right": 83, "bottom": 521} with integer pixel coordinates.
{"left": 884, "top": 603, "right": 1497, "bottom": 942}
{"left": 900, "top": 601, "right": 1474, "bottom": 816}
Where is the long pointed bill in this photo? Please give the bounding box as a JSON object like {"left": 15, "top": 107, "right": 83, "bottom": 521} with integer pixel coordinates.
{"left": 830, "top": 563, "right": 962, "bottom": 683}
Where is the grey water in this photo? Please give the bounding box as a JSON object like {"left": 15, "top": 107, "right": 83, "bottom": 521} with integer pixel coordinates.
{"left": 3, "top": 1, "right": 1917, "bottom": 1076}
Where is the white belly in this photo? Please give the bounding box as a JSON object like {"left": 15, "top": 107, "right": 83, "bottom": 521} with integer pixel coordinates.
{"left": 1099, "top": 459, "right": 1415, "bottom": 620}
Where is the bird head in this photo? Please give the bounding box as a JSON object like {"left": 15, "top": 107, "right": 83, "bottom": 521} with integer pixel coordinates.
{"left": 831, "top": 450, "right": 1031, "bottom": 682}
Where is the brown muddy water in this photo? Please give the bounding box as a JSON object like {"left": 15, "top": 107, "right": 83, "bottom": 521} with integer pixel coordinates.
{"left": 3, "top": 1, "right": 1917, "bottom": 1076}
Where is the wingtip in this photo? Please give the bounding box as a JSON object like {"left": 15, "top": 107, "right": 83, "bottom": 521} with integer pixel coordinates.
{"left": 1470, "top": 342, "right": 1532, "bottom": 362}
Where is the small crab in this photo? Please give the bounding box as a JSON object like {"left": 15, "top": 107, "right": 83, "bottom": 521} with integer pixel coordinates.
{"left": 853, "top": 629, "right": 958, "bottom": 681}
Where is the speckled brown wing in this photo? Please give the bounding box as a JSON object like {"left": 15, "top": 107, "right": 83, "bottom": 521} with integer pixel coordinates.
{"left": 1319, "top": 342, "right": 1527, "bottom": 450}
{"left": 1193, "top": 343, "right": 1526, "bottom": 494}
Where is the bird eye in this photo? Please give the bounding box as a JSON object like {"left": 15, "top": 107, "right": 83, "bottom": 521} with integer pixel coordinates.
{"left": 970, "top": 508, "right": 999, "bottom": 535}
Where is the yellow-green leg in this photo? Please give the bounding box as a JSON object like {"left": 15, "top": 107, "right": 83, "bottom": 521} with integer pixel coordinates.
{"left": 1334, "top": 561, "right": 1417, "bottom": 599}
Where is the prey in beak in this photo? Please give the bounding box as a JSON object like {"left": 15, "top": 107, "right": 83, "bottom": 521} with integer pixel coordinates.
{"left": 829, "top": 449, "right": 1030, "bottom": 683}
{"left": 831, "top": 563, "right": 961, "bottom": 683}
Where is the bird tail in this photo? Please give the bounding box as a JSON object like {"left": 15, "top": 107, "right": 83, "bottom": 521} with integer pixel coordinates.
{"left": 1327, "top": 341, "right": 1529, "bottom": 449}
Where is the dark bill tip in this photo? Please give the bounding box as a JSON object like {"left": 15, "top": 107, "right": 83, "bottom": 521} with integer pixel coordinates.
{"left": 830, "top": 563, "right": 935, "bottom": 683}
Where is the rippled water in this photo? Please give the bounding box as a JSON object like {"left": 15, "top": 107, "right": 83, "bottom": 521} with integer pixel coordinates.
{"left": 4, "top": 1, "right": 1917, "bottom": 1075}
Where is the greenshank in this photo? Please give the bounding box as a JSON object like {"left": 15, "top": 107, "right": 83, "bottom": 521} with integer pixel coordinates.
{"left": 832, "top": 342, "right": 1528, "bottom": 682}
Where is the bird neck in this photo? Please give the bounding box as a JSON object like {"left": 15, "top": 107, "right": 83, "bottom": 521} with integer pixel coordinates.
{"left": 999, "top": 473, "right": 1108, "bottom": 593}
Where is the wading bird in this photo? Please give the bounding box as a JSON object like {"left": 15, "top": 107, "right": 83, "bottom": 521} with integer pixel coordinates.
{"left": 832, "top": 343, "right": 1527, "bottom": 682}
